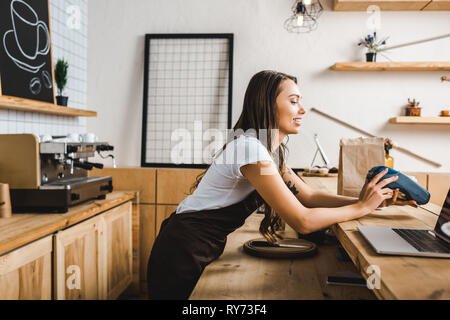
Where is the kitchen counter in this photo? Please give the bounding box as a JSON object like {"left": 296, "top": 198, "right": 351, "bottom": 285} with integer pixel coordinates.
{"left": 301, "top": 176, "right": 449, "bottom": 300}
{"left": 190, "top": 212, "right": 376, "bottom": 300}
{"left": 190, "top": 175, "right": 448, "bottom": 300}
{"left": 0, "top": 191, "right": 135, "bottom": 257}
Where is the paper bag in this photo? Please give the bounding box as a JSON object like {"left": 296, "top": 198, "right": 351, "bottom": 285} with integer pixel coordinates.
{"left": 337, "top": 137, "right": 385, "bottom": 197}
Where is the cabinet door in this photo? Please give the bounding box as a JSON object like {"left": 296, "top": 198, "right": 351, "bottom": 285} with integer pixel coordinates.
{"left": 0, "top": 235, "right": 52, "bottom": 300}
{"left": 54, "top": 216, "right": 105, "bottom": 300}
{"left": 103, "top": 201, "right": 133, "bottom": 299}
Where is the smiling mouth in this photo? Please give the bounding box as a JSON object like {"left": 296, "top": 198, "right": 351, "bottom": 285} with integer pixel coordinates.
{"left": 293, "top": 118, "right": 302, "bottom": 124}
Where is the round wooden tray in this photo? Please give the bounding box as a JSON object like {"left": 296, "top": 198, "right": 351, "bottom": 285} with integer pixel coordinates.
{"left": 243, "top": 238, "right": 317, "bottom": 259}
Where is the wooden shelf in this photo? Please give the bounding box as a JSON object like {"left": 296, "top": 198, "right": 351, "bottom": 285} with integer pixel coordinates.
{"left": 0, "top": 95, "right": 97, "bottom": 117}
{"left": 389, "top": 116, "right": 450, "bottom": 124}
{"left": 331, "top": 62, "right": 450, "bottom": 71}
{"left": 333, "top": 0, "right": 450, "bottom": 11}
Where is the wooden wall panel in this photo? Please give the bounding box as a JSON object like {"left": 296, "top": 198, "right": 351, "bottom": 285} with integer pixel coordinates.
{"left": 428, "top": 173, "right": 450, "bottom": 206}
{"left": 139, "top": 204, "right": 156, "bottom": 291}
{"left": 156, "top": 205, "right": 178, "bottom": 236}
{"left": 403, "top": 172, "right": 428, "bottom": 190}
{"left": 156, "top": 168, "right": 203, "bottom": 204}
{"left": 90, "top": 167, "right": 156, "bottom": 204}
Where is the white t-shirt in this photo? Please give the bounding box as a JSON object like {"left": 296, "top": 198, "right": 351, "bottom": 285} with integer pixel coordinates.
{"left": 176, "top": 135, "right": 274, "bottom": 214}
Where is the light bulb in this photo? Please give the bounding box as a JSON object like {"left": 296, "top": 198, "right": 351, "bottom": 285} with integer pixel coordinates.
{"left": 297, "top": 14, "right": 304, "bottom": 26}
{"left": 303, "top": 0, "right": 312, "bottom": 5}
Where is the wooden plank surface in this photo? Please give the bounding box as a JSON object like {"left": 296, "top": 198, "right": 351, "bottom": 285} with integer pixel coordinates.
{"left": 423, "top": 0, "right": 450, "bottom": 10}
{"left": 0, "top": 235, "right": 52, "bottom": 300}
{"left": 301, "top": 176, "right": 450, "bottom": 300}
{"left": 331, "top": 62, "right": 450, "bottom": 71}
{"left": 0, "top": 95, "right": 97, "bottom": 117}
{"left": 333, "top": 0, "right": 430, "bottom": 11}
{"left": 191, "top": 213, "right": 376, "bottom": 300}
{"left": 0, "top": 191, "right": 135, "bottom": 257}
{"left": 90, "top": 168, "right": 156, "bottom": 204}
{"left": 428, "top": 173, "right": 450, "bottom": 206}
{"left": 156, "top": 168, "right": 203, "bottom": 204}
{"left": 389, "top": 116, "right": 450, "bottom": 124}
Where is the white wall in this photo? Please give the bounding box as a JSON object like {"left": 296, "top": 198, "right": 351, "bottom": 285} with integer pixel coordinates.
{"left": 87, "top": 0, "right": 450, "bottom": 172}
{"left": 0, "top": 0, "right": 88, "bottom": 136}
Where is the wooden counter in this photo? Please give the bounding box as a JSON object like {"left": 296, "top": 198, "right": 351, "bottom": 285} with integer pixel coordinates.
{"left": 191, "top": 175, "right": 449, "bottom": 300}
{"left": 0, "top": 191, "right": 135, "bottom": 257}
{"left": 190, "top": 213, "right": 376, "bottom": 300}
{"left": 301, "top": 176, "right": 450, "bottom": 300}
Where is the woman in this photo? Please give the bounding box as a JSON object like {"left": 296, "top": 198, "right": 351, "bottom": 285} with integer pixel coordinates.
{"left": 147, "top": 70, "right": 416, "bottom": 300}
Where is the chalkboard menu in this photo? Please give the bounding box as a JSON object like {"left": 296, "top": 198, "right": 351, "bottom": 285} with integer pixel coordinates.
{"left": 0, "top": 0, "right": 55, "bottom": 104}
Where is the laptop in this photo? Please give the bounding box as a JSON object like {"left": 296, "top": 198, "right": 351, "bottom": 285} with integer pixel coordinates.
{"left": 358, "top": 188, "right": 450, "bottom": 258}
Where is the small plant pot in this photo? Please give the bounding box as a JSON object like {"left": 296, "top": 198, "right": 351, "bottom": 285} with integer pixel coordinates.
{"left": 366, "top": 52, "right": 377, "bottom": 62}
{"left": 406, "top": 107, "right": 421, "bottom": 116}
{"left": 56, "top": 96, "right": 68, "bottom": 106}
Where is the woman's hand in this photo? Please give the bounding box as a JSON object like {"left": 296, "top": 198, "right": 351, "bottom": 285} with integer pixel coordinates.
{"left": 358, "top": 168, "right": 398, "bottom": 212}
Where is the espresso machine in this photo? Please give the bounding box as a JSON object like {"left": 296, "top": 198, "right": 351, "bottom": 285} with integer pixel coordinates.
{"left": 0, "top": 134, "right": 114, "bottom": 213}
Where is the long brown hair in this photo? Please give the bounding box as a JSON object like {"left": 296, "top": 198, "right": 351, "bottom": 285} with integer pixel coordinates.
{"left": 190, "top": 70, "right": 297, "bottom": 243}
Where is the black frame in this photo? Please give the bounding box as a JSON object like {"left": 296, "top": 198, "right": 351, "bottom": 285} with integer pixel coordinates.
{"left": 141, "top": 33, "right": 234, "bottom": 168}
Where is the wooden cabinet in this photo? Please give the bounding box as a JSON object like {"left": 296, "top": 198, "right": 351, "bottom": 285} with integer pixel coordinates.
{"left": 54, "top": 215, "right": 105, "bottom": 300}
{"left": 53, "top": 201, "right": 133, "bottom": 300}
{"left": 0, "top": 236, "right": 52, "bottom": 300}
{"left": 103, "top": 202, "right": 133, "bottom": 299}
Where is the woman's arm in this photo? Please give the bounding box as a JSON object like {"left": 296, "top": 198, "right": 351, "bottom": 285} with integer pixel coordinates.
{"left": 280, "top": 164, "right": 358, "bottom": 208}
{"left": 241, "top": 161, "right": 396, "bottom": 234}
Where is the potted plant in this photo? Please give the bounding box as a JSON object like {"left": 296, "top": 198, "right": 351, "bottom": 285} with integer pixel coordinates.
{"left": 55, "top": 58, "right": 69, "bottom": 106}
{"left": 358, "top": 32, "right": 388, "bottom": 62}
{"left": 406, "top": 98, "right": 421, "bottom": 116}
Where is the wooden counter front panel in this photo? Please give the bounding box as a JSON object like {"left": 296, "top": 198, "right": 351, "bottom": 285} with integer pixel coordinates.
{"left": 0, "top": 235, "right": 52, "bottom": 300}
{"left": 54, "top": 216, "right": 105, "bottom": 300}
{"left": 156, "top": 205, "right": 178, "bottom": 236}
{"left": 139, "top": 205, "right": 155, "bottom": 288}
{"left": 90, "top": 168, "right": 156, "bottom": 204}
{"left": 103, "top": 202, "right": 133, "bottom": 299}
{"left": 156, "top": 168, "right": 203, "bottom": 204}
{"left": 428, "top": 173, "right": 450, "bottom": 206}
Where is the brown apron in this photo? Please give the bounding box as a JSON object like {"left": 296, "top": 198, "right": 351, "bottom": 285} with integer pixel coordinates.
{"left": 147, "top": 190, "right": 264, "bottom": 300}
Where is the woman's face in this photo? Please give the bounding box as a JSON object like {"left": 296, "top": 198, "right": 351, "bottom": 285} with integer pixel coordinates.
{"left": 275, "top": 79, "right": 306, "bottom": 136}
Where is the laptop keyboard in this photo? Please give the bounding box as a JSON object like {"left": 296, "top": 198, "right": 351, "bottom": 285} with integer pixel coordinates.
{"left": 393, "top": 229, "right": 450, "bottom": 253}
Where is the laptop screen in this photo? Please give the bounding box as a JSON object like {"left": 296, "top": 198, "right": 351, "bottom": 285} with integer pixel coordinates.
{"left": 434, "top": 189, "right": 450, "bottom": 243}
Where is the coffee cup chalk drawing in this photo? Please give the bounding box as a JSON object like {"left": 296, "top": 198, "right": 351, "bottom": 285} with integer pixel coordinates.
{"left": 0, "top": 0, "right": 55, "bottom": 103}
